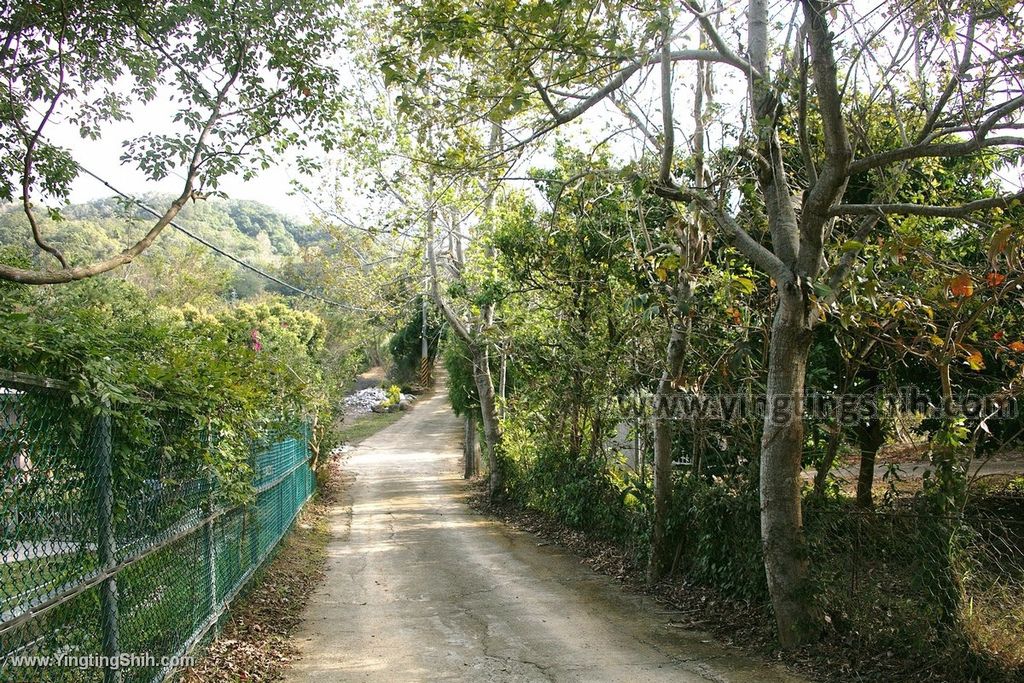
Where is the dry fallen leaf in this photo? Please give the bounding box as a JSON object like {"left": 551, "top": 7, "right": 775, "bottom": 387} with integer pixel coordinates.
{"left": 950, "top": 273, "right": 974, "bottom": 298}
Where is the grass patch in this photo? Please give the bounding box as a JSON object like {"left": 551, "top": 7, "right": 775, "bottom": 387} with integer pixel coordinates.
{"left": 337, "top": 409, "right": 406, "bottom": 446}
{"left": 963, "top": 580, "right": 1024, "bottom": 669}
{"left": 0, "top": 549, "right": 97, "bottom": 612}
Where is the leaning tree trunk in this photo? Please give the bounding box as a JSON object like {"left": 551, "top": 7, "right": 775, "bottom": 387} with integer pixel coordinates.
{"left": 472, "top": 344, "right": 504, "bottom": 498}
{"left": 759, "top": 284, "right": 821, "bottom": 648}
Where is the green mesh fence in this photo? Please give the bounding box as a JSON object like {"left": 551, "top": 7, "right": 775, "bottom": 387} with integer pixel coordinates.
{"left": 0, "top": 371, "right": 315, "bottom": 682}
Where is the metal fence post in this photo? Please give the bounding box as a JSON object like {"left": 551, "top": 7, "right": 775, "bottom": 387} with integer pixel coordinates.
{"left": 94, "top": 402, "right": 121, "bottom": 683}
{"left": 303, "top": 421, "right": 310, "bottom": 462}
{"left": 205, "top": 471, "right": 217, "bottom": 619}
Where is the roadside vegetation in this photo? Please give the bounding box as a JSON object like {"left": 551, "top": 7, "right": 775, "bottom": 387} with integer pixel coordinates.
{"left": 348, "top": 1, "right": 1024, "bottom": 678}
{"left": 438, "top": 155, "right": 1024, "bottom": 679}
{"left": 0, "top": 263, "right": 361, "bottom": 498}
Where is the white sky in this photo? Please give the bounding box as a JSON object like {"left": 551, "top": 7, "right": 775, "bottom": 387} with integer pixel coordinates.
{"left": 48, "top": 96, "right": 319, "bottom": 222}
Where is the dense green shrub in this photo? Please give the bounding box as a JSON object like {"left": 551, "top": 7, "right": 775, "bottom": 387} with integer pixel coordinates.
{"left": 442, "top": 334, "right": 479, "bottom": 420}
{"left": 0, "top": 276, "right": 347, "bottom": 502}
{"left": 500, "top": 398, "right": 646, "bottom": 549}
{"left": 665, "top": 474, "right": 768, "bottom": 602}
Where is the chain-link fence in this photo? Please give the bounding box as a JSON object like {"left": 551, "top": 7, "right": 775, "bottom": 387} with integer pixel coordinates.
{"left": 0, "top": 371, "right": 315, "bottom": 682}
{"left": 802, "top": 465, "right": 1024, "bottom": 678}
{"left": 620, "top": 393, "right": 1024, "bottom": 678}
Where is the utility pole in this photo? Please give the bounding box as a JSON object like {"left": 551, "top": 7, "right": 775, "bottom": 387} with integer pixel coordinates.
{"left": 419, "top": 243, "right": 432, "bottom": 387}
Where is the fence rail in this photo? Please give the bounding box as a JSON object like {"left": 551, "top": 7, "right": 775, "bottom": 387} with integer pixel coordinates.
{"left": 0, "top": 372, "right": 315, "bottom": 682}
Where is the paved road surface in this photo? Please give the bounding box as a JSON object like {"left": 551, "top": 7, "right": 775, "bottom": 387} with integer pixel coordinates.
{"left": 283, "top": 382, "right": 801, "bottom": 682}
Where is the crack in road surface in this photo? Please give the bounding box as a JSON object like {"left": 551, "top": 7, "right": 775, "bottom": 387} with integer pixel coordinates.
{"left": 283, "top": 379, "right": 803, "bottom": 682}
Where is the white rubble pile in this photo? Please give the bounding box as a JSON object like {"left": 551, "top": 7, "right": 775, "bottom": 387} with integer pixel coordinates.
{"left": 343, "top": 387, "right": 415, "bottom": 415}
{"left": 344, "top": 387, "right": 387, "bottom": 413}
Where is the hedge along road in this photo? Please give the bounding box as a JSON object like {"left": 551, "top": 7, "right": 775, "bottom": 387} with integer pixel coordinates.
{"left": 283, "top": 379, "right": 803, "bottom": 682}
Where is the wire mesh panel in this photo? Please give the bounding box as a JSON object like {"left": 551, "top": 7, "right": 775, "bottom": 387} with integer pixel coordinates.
{"left": 804, "top": 465, "right": 1024, "bottom": 674}
{"left": 0, "top": 373, "right": 316, "bottom": 682}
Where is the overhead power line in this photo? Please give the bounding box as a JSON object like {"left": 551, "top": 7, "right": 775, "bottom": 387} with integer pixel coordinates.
{"left": 71, "top": 162, "right": 369, "bottom": 313}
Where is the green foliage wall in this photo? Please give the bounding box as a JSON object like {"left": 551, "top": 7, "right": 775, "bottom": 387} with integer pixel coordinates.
{"left": 0, "top": 277, "right": 346, "bottom": 502}
{"left": 442, "top": 334, "right": 479, "bottom": 419}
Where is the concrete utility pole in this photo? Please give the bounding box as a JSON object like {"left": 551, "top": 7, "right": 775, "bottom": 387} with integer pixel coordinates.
{"left": 419, "top": 245, "right": 432, "bottom": 387}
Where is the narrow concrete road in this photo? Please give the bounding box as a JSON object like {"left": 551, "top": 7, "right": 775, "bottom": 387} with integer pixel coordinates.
{"left": 284, "top": 383, "right": 802, "bottom": 682}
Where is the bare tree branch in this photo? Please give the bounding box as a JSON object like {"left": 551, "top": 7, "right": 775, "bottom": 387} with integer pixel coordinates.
{"left": 831, "top": 190, "right": 1024, "bottom": 217}
{"left": 796, "top": 29, "right": 817, "bottom": 187}
{"left": 682, "top": 0, "right": 761, "bottom": 80}
{"left": 610, "top": 93, "right": 660, "bottom": 151}
{"left": 503, "top": 47, "right": 757, "bottom": 156}
{"left": 656, "top": 184, "right": 792, "bottom": 285}
{"left": 800, "top": 0, "right": 853, "bottom": 277}
{"left": 658, "top": 7, "right": 674, "bottom": 187}
{"left": 916, "top": 12, "right": 977, "bottom": 144}
{"left": 22, "top": 17, "right": 68, "bottom": 269}
{"left": 848, "top": 133, "right": 1024, "bottom": 175}
{"left": 815, "top": 215, "right": 881, "bottom": 317}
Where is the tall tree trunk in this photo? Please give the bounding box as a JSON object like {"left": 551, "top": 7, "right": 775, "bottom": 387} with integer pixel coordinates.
{"left": 472, "top": 344, "right": 503, "bottom": 498}
{"left": 647, "top": 263, "right": 696, "bottom": 584}
{"left": 498, "top": 351, "right": 507, "bottom": 419}
{"left": 812, "top": 424, "right": 842, "bottom": 496}
{"left": 646, "top": 13, "right": 709, "bottom": 584}
{"left": 647, "top": 321, "right": 687, "bottom": 584}
{"left": 759, "top": 285, "right": 821, "bottom": 648}
{"left": 855, "top": 416, "right": 884, "bottom": 507}
{"left": 419, "top": 287, "right": 432, "bottom": 387}
{"left": 420, "top": 293, "right": 429, "bottom": 360}
{"left": 464, "top": 414, "right": 477, "bottom": 479}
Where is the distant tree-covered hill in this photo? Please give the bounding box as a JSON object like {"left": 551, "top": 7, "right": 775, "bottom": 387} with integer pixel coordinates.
{"left": 0, "top": 194, "right": 324, "bottom": 265}
{"left": 0, "top": 195, "right": 327, "bottom": 302}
